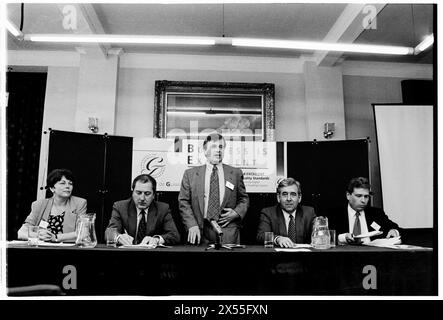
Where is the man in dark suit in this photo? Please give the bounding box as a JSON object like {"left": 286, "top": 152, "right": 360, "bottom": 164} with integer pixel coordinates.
{"left": 178, "top": 133, "right": 249, "bottom": 245}
{"left": 107, "top": 174, "right": 180, "bottom": 246}
{"left": 327, "top": 177, "right": 402, "bottom": 245}
{"left": 257, "top": 178, "right": 316, "bottom": 247}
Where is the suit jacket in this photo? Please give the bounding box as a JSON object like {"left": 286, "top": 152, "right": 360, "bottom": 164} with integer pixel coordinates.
{"left": 327, "top": 206, "right": 402, "bottom": 240}
{"left": 178, "top": 163, "right": 249, "bottom": 244}
{"left": 21, "top": 196, "right": 87, "bottom": 234}
{"left": 107, "top": 199, "right": 180, "bottom": 245}
{"left": 257, "top": 205, "right": 316, "bottom": 244}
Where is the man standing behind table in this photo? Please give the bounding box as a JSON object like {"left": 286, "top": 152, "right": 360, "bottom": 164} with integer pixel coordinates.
{"left": 327, "top": 177, "right": 402, "bottom": 245}
{"left": 107, "top": 174, "right": 180, "bottom": 246}
{"left": 178, "top": 133, "right": 249, "bottom": 245}
{"left": 257, "top": 178, "right": 316, "bottom": 247}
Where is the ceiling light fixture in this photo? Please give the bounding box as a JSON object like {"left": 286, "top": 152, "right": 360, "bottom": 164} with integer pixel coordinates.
{"left": 6, "top": 20, "right": 23, "bottom": 38}
{"left": 21, "top": 33, "right": 417, "bottom": 56}
{"left": 232, "top": 38, "right": 414, "bottom": 55}
{"left": 24, "top": 34, "right": 216, "bottom": 45}
{"left": 414, "top": 34, "right": 434, "bottom": 54}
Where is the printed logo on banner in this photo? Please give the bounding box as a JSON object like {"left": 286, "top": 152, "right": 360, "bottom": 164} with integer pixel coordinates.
{"left": 140, "top": 154, "right": 166, "bottom": 178}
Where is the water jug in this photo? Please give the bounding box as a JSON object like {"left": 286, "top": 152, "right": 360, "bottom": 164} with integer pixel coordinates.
{"left": 75, "top": 213, "right": 97, "bottom": 248}
{"left": 311, "top": 216, "right": 331, "bottom": 249}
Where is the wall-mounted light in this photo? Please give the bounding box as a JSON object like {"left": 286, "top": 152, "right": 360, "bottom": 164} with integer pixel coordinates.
{"left": 88, "top": 117, "right": 99, "bottom": 133}
{"left": 324, "top": 122, "right": 335, "bottom": 139}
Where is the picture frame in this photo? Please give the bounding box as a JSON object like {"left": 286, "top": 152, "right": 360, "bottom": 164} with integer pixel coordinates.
{"left": 154, "top": 81, "right": 275, "bottom": 141}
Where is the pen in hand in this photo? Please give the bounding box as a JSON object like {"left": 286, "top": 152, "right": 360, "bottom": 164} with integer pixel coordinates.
{"left": 117, "top": 229, "right": 134, "bottom": 246}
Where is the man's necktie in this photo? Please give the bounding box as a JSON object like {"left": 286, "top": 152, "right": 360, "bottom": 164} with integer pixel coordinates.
{"left": 288, "top": 214, "right": 296, "bottom": 243}
{"left": 207, "top": 165, "right": 221, "bottom": 221}
{"left": 136, "top": 210, "right": 147, "bottom": 244}
{"left": 353, "top": 211, "right": 362, "bottom": 244}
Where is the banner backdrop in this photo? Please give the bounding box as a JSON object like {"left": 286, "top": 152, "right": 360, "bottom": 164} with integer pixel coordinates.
{"left": 132, "top": 138, "right": 280, "bottom": 192}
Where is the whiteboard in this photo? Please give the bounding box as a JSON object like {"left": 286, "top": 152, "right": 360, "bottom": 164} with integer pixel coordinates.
{"left": 374, "top": 105, "right": 433, "bottom": 228}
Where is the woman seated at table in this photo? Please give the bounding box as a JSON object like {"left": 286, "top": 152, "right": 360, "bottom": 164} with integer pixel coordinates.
{"left": 17, "top": 168, "right": 87, "bottom": 242}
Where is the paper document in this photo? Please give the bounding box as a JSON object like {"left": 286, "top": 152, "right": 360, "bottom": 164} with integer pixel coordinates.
{"left": 275, "top": 248, "right": 312, "bottom": 252}
{"left": 120, "top": 244, "right": 156, "bottom": 249}
{"left": 293, "top": 244, "right": 312, "bottom": 248}
{"left": 223, "top": 244, "right": 246, "bottom": 248}
{"left": 120, "top": 243, "right": 172, "bottom": 249}
{"left": 274, "top": 244, "right": 312, "bottom": 252}
{"left": 8, "top": 240, "right": 75, "bottom": 247}
{"left": 354, "top": 230, "right": 383, "bottom": 238}
{"left": 36, "top": 241, "right": 75, "bottom": 247}
{"left": 387, "top": 244, "right": 432, "bottom": 250}
{"left": 8, "top": 240, "right": 29, "bottom": 245}
{"left": 364, "top": 236, "right": 401, "bottom": 248}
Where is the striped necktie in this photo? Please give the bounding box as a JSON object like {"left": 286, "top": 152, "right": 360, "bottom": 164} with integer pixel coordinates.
{"left": 136, "top": 210, "right": 147, "bottom": 244}
{"left": 288, "top": 214, "right": 296, "bottom": 243}
{"left": 207, "top": 165, "right": 221, "bottom": 221}
{"left": 353, "top": 211, "right": 362, "bottom": 244}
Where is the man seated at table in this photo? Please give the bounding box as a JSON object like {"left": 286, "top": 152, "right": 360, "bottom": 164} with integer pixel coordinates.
{"left": 257, "top": 178, "right": 316, "bottom": 247}
{"left": 107, "top": 174, "right": 180, "bottom": 246}
{"left": 327, "top": 177, "right": 402, "bottom": 245}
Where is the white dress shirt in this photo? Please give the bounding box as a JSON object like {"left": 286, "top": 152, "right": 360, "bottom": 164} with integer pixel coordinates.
{"left": 338, "top": 204, "right": 370, "bottom": 244}
{"left": 203, "top": 162, "right": 225, "bottom": 218}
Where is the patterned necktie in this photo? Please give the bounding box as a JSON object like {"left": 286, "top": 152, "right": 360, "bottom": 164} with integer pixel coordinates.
{"left": 353, "top": 211, "right": 362, "bottom": 244}
{"left": 288, "top": 214, "right": 296, "bottom": 243}
{"left": 136, "top": 210, "right": 147, "bottom": 244}
{"left": 207, "top": 165, "right": 221, "bottom": 221}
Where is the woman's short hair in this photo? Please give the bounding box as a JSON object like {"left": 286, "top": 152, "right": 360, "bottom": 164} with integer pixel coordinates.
{"left": 46, "top": 169, "right": 75, "bottom": 188}
{"left": 346, "top": 177, "right": 371, "bottom": 194}
{"left": 131, "top": 174, "right": 157, "bottom": 193}
{"left": 277, "top": 177, "right": 301, "bottom": 195}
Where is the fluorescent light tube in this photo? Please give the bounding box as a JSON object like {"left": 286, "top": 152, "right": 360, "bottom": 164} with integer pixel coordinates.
{"left": 24, "top": 34, "right": 216, "bottom": 45}
{"left": 414, "top": 34, "right": 434, "bottom": 54}
{"left": 22, "top": 33, "right": 417, "bottom": 56}
{"left": 232, "top": 38, "right": 414, "bottom": 55}
{"left": 6, "top": 20, "right": 22, "bottom": 37}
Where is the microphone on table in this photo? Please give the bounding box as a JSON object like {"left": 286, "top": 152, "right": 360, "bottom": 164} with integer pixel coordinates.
{"left": 210, "top": 219, "right": 223, "bottom": 237}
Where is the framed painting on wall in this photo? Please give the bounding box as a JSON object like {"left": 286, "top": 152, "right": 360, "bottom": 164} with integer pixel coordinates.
{"left": 154, "top": 81, "right": 275, "bottom": 141}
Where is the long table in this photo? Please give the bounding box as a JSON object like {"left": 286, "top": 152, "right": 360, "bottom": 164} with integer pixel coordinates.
{"left": 7, "top": 244, "right": 435, "bottom": 296}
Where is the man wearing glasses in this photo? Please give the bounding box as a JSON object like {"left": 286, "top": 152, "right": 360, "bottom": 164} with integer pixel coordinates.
{"left": 257, "top": 178, "right": 316, "bottom": 247}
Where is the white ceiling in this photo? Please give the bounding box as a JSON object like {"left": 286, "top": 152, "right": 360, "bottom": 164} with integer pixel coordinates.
{"left": 7, "top": 3, "right": 434, "bottom": 64}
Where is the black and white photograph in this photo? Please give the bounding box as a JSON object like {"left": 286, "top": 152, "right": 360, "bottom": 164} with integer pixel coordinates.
{"left": 1, "top": 0, "right": 438, "bottom": 309}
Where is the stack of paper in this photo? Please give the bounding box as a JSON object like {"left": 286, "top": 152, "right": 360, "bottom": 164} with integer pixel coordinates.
{"left": 353, "top": 230, "right": 383, "bottom": 238}
{"left": 364, "top": 236, "right": 402, "bottom": 248}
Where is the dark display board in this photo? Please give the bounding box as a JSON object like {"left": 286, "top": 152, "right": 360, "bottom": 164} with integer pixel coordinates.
{"left": 7, "top": 72, "right": 47, "bottom": 240}
{"left": 287, "top": 139, "right": 370, "bottom": 216}
{"left": 47, "top": 130, "right": 133, "bottom": 242}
